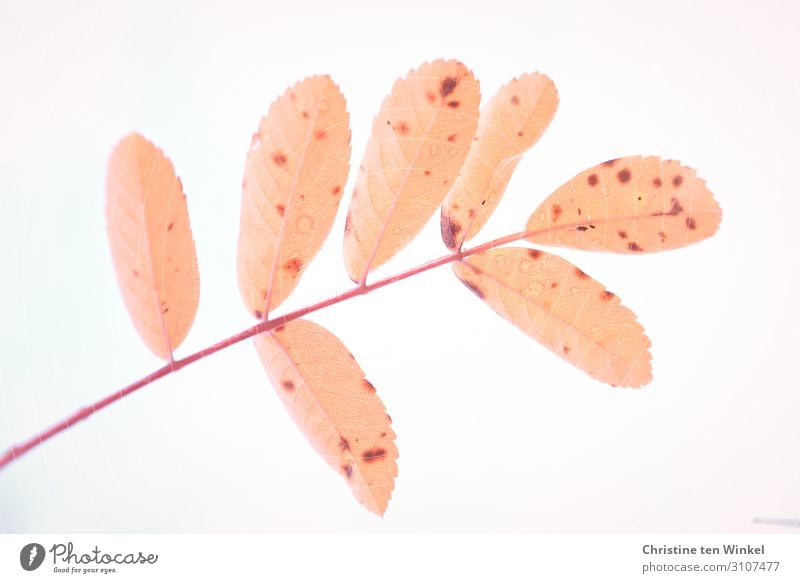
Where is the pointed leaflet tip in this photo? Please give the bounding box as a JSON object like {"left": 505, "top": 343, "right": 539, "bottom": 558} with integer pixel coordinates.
{"left": 105, "top": 132, "right": 200, "bottom": 359}
{"left": 237, "top": 75, "right": 351, "bottom": 318}
{"left": 343, "top": 59, "right": 481, "bottom": 283}
{"left": 253, "top": 319, "right": 399, "bottom": 515}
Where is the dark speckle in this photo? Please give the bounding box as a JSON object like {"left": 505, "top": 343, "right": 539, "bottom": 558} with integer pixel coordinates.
{"left": 653, "top": 177, "right": 662, "bottom": 188}
{"left": 574, "top": 267, "right": 589, "bottom": 279}
{"left": 601, "top": 290, "right": 615, "bottom": 301}
{"left": 587, "top": 173, "right": 599, "bottom": 186}
{"left": 254, "top": 310, "right": 263, "bottom": 319}
{"left": 511, "top": 95, "right": 520, "bottom": 106}
{"left": 628, "top": 242, "right": 644, "bottom": 252}
{"left": 551, "top": 204, "right": 563, "bottom": 222}
{"left": 673, "top": 174, "right": 683, "bottom": 187}
{"left": 441, "top": 214, "right": 462, "bottom": 250}
{"left": 652, "top": 197, "right": 683, "bottom": 217}
{"left": 658, "top": 231, "right": 666, "bottom": 242}
{"left": 447, "top": 100, "right": 460, "bottom": 108}
{"left": 617, "top": 168, "right": 631, "bottom": 183}
{"left": 576, "top": 225, "right": 588, "bottom": 232}
{"left": 440, "top": 77, "right": 458, "bottom": 98}
{"left": 618, "top": 230, "right": 628, "bottom": 239}
{"left": 686, "top": 217, "right": 697, "bottom": 230}
{"left": 339, "top": 436, "right": 350, "bottom": 451}
{"left": 344, "top": 212, "right": 352, "bottom": 234}
{"left": 342, "top": 463, "right": 353, "bottom": 479}
{"left": 272, "top": 152, "right": 288, "bottom": 166}
{"left": 282, "top": 380, "right": 295, "bottom": 391}
{"left": 362, "top": 448, "right": 387, "bottom": 463}
{"left": 167, "top": 222, "right": 174, "bottom": 231}
{"left": 528, "top": 249, "right": 542, "bottom": 260}
{"left": 563, "top": 345, "right": 571, "bottom": 354}
{"left": 283, "top": 258, "right": 303, "bottom": 273}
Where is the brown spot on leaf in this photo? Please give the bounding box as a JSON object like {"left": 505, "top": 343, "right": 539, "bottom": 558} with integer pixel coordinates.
{"left": 332, "top": 185, "right": 341, "bottom": 196}
{"left": 283, "top": 258, "right": 303, "bottom": 272}
{"left": 440, "top": 77, "right": 458, "bottom": 98}
{"left": 551, "top": 204, "right": 563, "bottom": 222}
{"left": 339, "top": 436, "right": 350, "bottom": 452}
{"left": 167, "top": 222, "right": 174, "bottom": 231}
{"left": 686, "top": 216, "right": 697, "bottom": 230}
{"left": 617, "top": 168, "right": 632, "bottom": 183}
{"left": 424, "top": 169, "right": 431, "bottom": 176}
{"left": 468, "top": 208, "right": 476, "bottom": 219}
{"left": 273, "top": 152, "right": 288, "bottom": 166}
{"left": 618, "top": 230, "right": 628, "bottom": 239}
{"left": 528, "top": 249, "right": 542, "bottom": 259}
{"left": 426, "top": 92, "right": 436, "bottom": 103}
{"left": 517, "top": 131, "right": 524, "bottom": 137}
{"left": 447, "top": 100, "right": 460, "bottom": 108}
{"left": 652, "top": 198, "right": 683, "bottom": 217}
{"left": 673, "top": 174, "right": 683, "bottom": 187}
{"left": 254, "top": 310, "right": 263, "bottom": 319}
{"left": 276, "top": 203, "right": 286, "bottom": 217}
{"left": 576, "top": 225, "right": 588, "bottom": 231}
{"left": 447, "top": 134, "right": 457, "bottom": 142}
{"left": 301, "top": 110, "right": 309, "bottom": 119}
{"left": 282, "top": 380, "right": 295, "bottom": 391}
{"left": 396, "top": 121, "right": 410, "bottom": 135}
{"left": 587, "top": 174, "right": 599, "bottom": 186}
{"left": 563, "top": 345, "right": 571, "bottom": 354}
{"left": 653, "top": 177, "right": 662, "bottom": 187}
{"left": 344, "top": 212, "right": 352, "bottom": 233}
{"left": 441, "top": 214, "right": 462, "bottom": 249}
{"left": 658, "top": 231, "right": 666, "bottom": 242}
{"left": 601, "top": 290, "right": 615, "bottom": 301}
{"left": 314, "top": 129, "right": 327, "bottom": 140}
{"left": 575, "top": 267, "right": 589, "bottom": 279}
{"left": 461, "top": 279, "right": 485, "bottom": 300}
{"left": 362, "top": 448, "right": 387, "bottom": 463}
{"left": 550, "top": 282, "right": 559, "bottom": 289}
{"left": 342, "top": 463, "right": 353, "bottom": 479}
{"left": 602, "top": 159, "right": 617, "bottom": 167}
{"left": 362, "top": 379, "right": 376, "bottom": 393}
{"left": 275, "top": 325, "right": 285, "bottom": 332}
{"left": 511, "top": 95, "right": 520, "bottom": 105}
{"left": 132, "top": 270, "right": 138, "bottom": 277}
{"left": 628, "top": 242, "right": 644, "bottom": 251}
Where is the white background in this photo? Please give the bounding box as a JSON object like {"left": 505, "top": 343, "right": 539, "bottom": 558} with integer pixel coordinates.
{"left": 1, "top": 0, "right": 798, "bottom": 533}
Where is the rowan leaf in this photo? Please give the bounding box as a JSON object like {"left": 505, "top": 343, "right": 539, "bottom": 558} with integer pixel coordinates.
{"left": 343, "top": 59, "right": 480, "bottom": 283}
{"left": 526, "top": 156, "right": 721, "bottom": 253}
{"left": 105, "top": 133, "right": 200, "bottom": 360}
{"left": 441, "top": 72, "right": 558, "bottom": 250}
{"left": 253, "top": 319, "right": 398, "bottom": 515}
{"left": 237, "top": 75, "right": 351, "bottom": 318}
{"left": 453, "top": 247, "right": 652, "bottom": 387}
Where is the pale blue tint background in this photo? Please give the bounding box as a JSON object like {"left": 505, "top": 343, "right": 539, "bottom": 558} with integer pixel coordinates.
{"left": 0, "top": 0, "right": 798, "bottom": 532}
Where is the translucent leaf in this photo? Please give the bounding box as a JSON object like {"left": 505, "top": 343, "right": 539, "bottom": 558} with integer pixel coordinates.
{"left": 441, "top": 72, "right": 558, "bottom": 249}
{"left": 105, "top": 133, "right": 200, "bottom": 359}
{"left": 237, "top": 76, "right": 351, "bottom": 318}
{"left": 526, "top": 156, "right": 721, "bottom": 253}
{"left": 453, "top": 248, "right": 652, "bottom": 387}
{"left": 253, "top": 319, "right": 398, "bottom": 515}
{"left": 343, "top": 59, "right": 480, "bottom": 283}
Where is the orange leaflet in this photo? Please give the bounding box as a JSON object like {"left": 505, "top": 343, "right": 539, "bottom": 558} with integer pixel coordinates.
{"left": 253, "top": 319, "right": 398, "bottom": 515}
{"left": 526, "top": 156, "right": 721, "bottom": 253}
{"left": 441, "top": 73, "right": 558, "bottom": 250}
{"left": 343, "top": 59, "right": 480, "bottom": 283}
{"left": 105, "top": 133, "right": 200, "bottom": 360}
{"left": 237, "top": 76, "right": 351, "bottom": 319}
{"left": 453, "top": 248, "right": 652, "bottom": 387}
